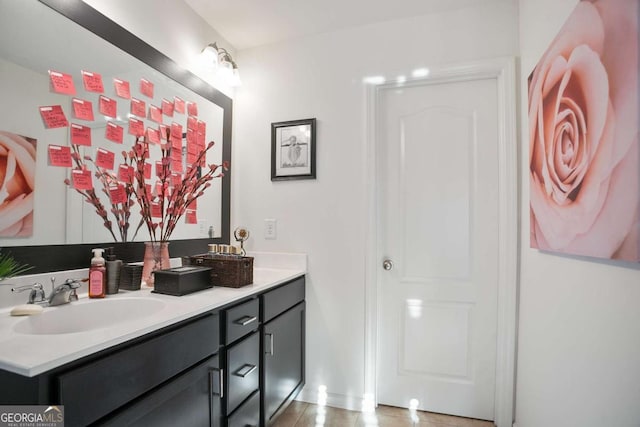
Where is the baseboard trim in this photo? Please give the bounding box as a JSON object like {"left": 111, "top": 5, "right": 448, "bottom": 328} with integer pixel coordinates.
{"left": 295, "top": 386, "right": 363, "bottom": 412}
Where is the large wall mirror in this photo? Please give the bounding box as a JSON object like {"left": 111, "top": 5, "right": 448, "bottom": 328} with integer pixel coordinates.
{"left": 0, "top": 0, "right": 231, "bottom": 273}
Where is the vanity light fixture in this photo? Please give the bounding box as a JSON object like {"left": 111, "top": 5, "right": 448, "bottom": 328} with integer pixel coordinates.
{"left": 201, "top": 42, "right": 241, "bottom": 86}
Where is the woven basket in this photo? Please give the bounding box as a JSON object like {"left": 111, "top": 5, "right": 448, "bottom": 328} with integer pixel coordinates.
{"left": 182, "top": 254, "right": 253, "bottom": 288}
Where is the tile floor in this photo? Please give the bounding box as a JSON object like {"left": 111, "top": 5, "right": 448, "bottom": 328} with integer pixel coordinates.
{"left": 272, "top": 401, "right": 495, "bottom": 427}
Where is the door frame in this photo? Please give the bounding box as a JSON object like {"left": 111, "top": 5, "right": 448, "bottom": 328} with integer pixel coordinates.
{"left": 363, "top": 57, "right": 518, "bottom": 427}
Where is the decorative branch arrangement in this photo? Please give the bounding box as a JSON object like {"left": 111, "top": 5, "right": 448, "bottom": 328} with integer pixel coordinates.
{"left": 64, "top": 145, "right": 140, "bottom": 242}
{"left": 64, "top": 131, "right": 227, "bottom": 243}
{"left": 128, "top": 130, "right": 227, "bottom": 243}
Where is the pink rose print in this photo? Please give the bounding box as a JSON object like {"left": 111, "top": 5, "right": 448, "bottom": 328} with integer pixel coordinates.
{"left": 529, "top": 0, "right": 639, "bottom": 261}
{"left": 0, "top": 131, "right": 37, "bottom": 237}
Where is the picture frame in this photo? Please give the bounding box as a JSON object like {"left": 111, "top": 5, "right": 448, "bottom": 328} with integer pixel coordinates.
{"left": 271, "top": 118, "right": 316, "bottom": 181}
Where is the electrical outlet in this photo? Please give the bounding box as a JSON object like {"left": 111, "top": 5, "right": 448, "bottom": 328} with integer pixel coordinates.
{"left": 264, "top": 219, "right": 277, "bottom": 239}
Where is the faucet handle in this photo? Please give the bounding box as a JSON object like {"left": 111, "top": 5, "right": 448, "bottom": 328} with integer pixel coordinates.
{"left": 11, "top": 283, "right": 47, "bottom": 304}
{"left": 63, "top": 278, "right": 83, "bottom": 289}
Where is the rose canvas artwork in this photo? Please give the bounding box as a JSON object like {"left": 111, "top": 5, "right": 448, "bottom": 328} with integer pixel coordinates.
{"left": 0, "top": 131, "right": 37, "bottom": 237}
{"left": 529, "top": 0, "right": 639, "bottom": 261}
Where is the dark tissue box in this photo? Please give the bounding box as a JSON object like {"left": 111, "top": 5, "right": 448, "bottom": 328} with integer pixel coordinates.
{"left": 152, "top": 266, "right": 213, "bottom": 296}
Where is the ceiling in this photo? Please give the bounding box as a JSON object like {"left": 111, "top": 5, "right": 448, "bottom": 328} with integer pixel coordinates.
{"left": 184, "top": 0, "right": 506, "bottom": 50}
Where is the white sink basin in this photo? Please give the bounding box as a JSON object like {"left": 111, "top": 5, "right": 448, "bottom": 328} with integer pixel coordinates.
{"left": 13, "top": 298, "right": 167, "bottom": 335}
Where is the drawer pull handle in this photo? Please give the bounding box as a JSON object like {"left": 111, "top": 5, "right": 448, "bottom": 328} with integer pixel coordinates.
{"left": 234, "top": 315, "right": 257, "bottom": 326}
{"left": 233, "top": 363, "right": 257, "bottom": 378}
{"left": 265, "top": 333, "right": 275, "bottom": 356}
{"left": 209, "top": 368, "right": 224, "bottom": 398}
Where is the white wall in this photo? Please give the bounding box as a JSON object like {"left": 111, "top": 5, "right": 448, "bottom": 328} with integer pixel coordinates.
{"left": 517, "top": 1, "right": 640, "bottom": 426}
{"left": 233, "top": 2, "right": 519, "bottom": 408}
{"left": 83, "top": 0, "right": 236, "bottom": 97}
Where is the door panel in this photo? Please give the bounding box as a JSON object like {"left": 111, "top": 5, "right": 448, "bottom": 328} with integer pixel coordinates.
{"left": 263, "top": 303, "right": 305, "bottom": 424}
{"left": 401, "top": 107, "right": 472, "bottom": 280}
{"left": 377, "top": 78, "right": 499, "bottom": 421}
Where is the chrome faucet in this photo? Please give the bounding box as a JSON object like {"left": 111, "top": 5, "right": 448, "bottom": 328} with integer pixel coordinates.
{"left": 48, "top": 278, "right": 81, "bottom": 306}
{"left": 12, "top": 278, "right": 82, "bottom": 306}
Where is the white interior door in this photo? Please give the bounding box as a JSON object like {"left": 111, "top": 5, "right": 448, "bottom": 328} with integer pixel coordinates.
{"left": 377, "top": 77, "right": 500, "bottom": 421}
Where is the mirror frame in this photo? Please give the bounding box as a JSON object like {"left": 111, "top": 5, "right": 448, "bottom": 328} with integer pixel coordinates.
{"left": 4, "top": 0, "right": 232, "bottom": 274}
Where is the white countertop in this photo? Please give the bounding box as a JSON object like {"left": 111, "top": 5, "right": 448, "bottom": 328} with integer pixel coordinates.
{"left": 0, "top": 266, "right": 305, "bottom": 377}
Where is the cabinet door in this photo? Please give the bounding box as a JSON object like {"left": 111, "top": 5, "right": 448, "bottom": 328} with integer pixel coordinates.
{"left": 99, "top": 355, "right": 222, "bottom": 427}
{"left": 263, "top": 302, "right": 305, "bottom": 424}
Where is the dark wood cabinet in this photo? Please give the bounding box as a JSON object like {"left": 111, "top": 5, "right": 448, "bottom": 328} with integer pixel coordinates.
{"left": 261, "top": 277, "right": 306, "bottom": 426}
{"left": 99, "top": 355, "right": 222, "bottom": 427}
{"left": 61, "top": 314, "right": 220, "bottom": 426}
{"left": 0, "top": 275, "right": 305, "bottom": 427}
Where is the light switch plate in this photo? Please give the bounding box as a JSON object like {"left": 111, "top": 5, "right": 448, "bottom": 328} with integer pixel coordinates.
{"left": 264, "top": 219, "right": 277, "bottom": 239}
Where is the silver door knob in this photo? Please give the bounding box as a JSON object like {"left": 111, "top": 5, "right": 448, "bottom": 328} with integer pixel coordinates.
{"left": 382, "top": 259, "right": 394, "bottom": 271}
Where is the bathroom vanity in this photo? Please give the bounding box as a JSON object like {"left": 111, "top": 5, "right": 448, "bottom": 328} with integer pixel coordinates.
{"left": 0, "top": 268, "right": 305, "bottom": 427}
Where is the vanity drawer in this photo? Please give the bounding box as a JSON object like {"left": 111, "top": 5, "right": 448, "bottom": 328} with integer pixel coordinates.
{"left": 262, "top": 276, "right": 305, "bottom": 322}
{"left": 227, "top": 390, "right": 260, "bottom": 427}
{"left": 225, "top": 298, "right": 259, "bottom": 344}
{"left": 226, "top": 331, "right": 260, "bottom": 415}
{"left": 58, "top": 313, "right": 219, "bottom": 427}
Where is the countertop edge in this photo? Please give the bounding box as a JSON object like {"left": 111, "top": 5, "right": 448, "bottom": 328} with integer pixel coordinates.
{"left": 0, "top": 268, "right": 305, "bottom": 377}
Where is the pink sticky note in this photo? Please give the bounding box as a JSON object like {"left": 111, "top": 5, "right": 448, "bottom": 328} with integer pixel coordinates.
{"left": 171, "top": 148, "right": 183, "bottom": 161}
{"left": 99, "top": 95, "right": 117, "bottom": 118}
{"left": 171, "top": 173, "right": 182, "bottom": 187}
{"left": 48, "top": 145, "right": 72, "bottom": 167}
{"left": 144, "top": 162, "right": 152, "bottom": 180}
{"left": 109, "top": 185, "right": 127, "bottom": 204}
{"left": 130, "top": 98, "right": 146, "bottom": 118}
{"left": 81, "top": 70, "right": 104, "bottom": 93}
{"left": 39, "top": 105, "right": 69, "bottom": 129}
{"left": 96, "top": 148, "right": 115, "bottom": 170}
{"left": 72, "top": 169, "right": 93, "bottom": 190}
{"left": 150, "top": 202, "right": 162, "bottom": 218}
{"left": 170, "top": 122, "right": 183, "bottom": 140}
{"left": 159, "top": 124, "right": 169, "bottom": 141}
{"left": 114, "top": 78, "right": 131, "bottom": 99}
{"left": 186, "top": 151, "right": 197, "bottom": 165}
{"left": 174, "top": 97, "right": 185, "bottom": 114}
{"left": 72, "top": 98, "right": 94, "bottom": 121}
{"left": 145, "top": 184, "right": 152, "bottom": 195}
{"left": 162, "top": 98, "right": 174, "bottom": 117}
{"left": 106, "top": 122, "right": 124, "bottom": 144}
{"left": 146, "top": 128, "right": 160, "bottom": 144}
{"left": 70, "top": 123, "right": 92, "bottom": 146}
{"left": 117, "top": 164, "right": 133, "bottom": 183}
{"left": 140, "top": 78, "right": 154, "bottom": 98}
{"left": 128, "top": 117, "right": 144, "bottom": 136}
{"left": 185, "top": 209, "right": 197, "bottom": 224}
{"left": 187, "top": 198, "right": 197, "bottom": 209}
{"left": 187, "top": 116, "right": 197, "bottom": 131}
{"left": 171, "top": 159, "right": 183, "bottom": 173}
{"left": 186, "top": 128, "right": 196, "bottom": 145}
{"left": 149, "top": 105, "right": 162, "bottom": 124}
{"left": 197, "top": 120, "right": 206, "bottom": 135}
{"left": 171, "top": 137, "right": 182, "bottom": 151}
{"left": 49, "top": 70, "right": 76, "bottom": 95}
{"left": 187, "top": 102, "right": 198, "bottom": 116}
{"left": 155, "top": 161, "right": 165, "bottom": 177}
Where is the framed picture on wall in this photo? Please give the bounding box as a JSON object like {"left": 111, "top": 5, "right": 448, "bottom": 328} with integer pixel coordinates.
{"left": 271, "top": 118, "right": 316, "bottom": 181}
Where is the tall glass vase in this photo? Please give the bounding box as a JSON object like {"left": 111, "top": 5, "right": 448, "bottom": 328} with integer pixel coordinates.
{"left": 142, "top": 241, "right": 170, "bottom": 286}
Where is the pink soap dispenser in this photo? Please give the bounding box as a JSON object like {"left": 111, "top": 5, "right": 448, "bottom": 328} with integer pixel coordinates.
{"left": 89, "top": 248, "right": 106, "bottom": 298}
